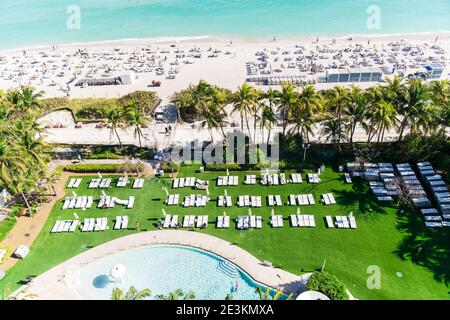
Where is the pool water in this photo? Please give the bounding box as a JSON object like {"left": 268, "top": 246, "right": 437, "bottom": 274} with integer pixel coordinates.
{"left": 68, "top": 245, "right": 275, "bottom": 300}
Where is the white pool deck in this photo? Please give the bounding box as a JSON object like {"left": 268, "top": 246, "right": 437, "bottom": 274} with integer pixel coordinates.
{"left": 14, "top": 230, "right": 310, "bottom": 300}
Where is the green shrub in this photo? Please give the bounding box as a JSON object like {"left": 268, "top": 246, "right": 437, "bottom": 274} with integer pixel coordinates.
{"left": 205, "top": 163, "right": 242, "bottom": 171}
{"left": 306, "top": 271, "right": 349, "bottom": 300}
{"left": 161, "top": 162, "right": 180, "bottom": 173}
{"left": 118, "top": 91, "right": 160, "bottom": 115}
{"left": 64, "top": 163, "right": 122, "bottom": 173}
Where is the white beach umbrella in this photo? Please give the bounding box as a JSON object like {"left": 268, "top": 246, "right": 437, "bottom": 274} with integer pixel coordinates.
{"left": 248, "top": 208, "right": 252, "bottom": 216}
{"left": 97, "top": 172, "right": 103, "bottom": 179}
{"left": 110, "top": 264, "right": 126, "bottom": 280}
{"left": 162, "top": 187, "right": 169, "bottom": 196}
{"left": 206, "top": 188, "right": 210, "bottom": 196}
{"left": 224, "top": 189, "right": 228, "bottom": 197}
{"left": 72, "top": 191, "right": 77, "bottom": 199}
{"left": 226, "top": 168, "right": 230, "bottom": 176}
{"left": 223, "top": 211, "right": 227, "bottom": 217}
{"left": 101, "top": 191, "right": 107, "bottom": 198}
{"left": 73, "top": 212, "right": 79, "bottom": 220}
{"left": 271, "top": 209, "right": 275, "bottom": 217}
{"left": 296, "top": 207, "right": 301, "bottom": 215}
{"left": 162, "top": 208, "right": 167, "bottom": 216}
{"left": 349, "top": 211, "right": 353, "bottom": 219}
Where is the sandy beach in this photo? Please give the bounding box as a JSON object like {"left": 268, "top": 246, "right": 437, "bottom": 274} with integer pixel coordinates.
{"left": 1, "top": 32, "right": 449, "bottom": 104}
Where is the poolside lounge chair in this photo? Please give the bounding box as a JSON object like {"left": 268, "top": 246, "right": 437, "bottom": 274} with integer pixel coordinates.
{"left": 170, "top": 215, "right": 179, "bottom": 228}
{"left": 325, "top": 216, "right": 334, "bottom": 228}
{"left": 256, "top": 216, "right": 262, "bottom": 229}
{"left": 114, "top": 216, "right": 122, "bottom": 230}
{"left": 290, "top": 215, "right": 298, "bottom": 227}
{"left": 162, "top": 215, "right": 171, "bottom": 228}
{"left": 67, "top": 179, "right": 76, "bottom": 188}
{"left": 275, "top": 195, "right": 282, "bottom": 206}
{"left": 62, "top": 197, "right": 70, "bottom": 210}
{"left": 268, "top": 195, "right": 274, "bottom": 206}
{"left": 51, "top": 221, "right": 61, "bottom": 233}
{"left": 127, "top": 196, "right": 135, "bottom": 209}
{"left": 289, "top": 195, "right": 296, "bottom": 206}
{"left": 308, "top": 194, "right": 315, "bottom": 205}
{"left": 349, "top": 216, "right": 357, "bottom": 229}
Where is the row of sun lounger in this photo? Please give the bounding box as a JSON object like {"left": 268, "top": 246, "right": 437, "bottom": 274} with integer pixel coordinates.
{"left": 132, "top": 179, "right": 145, "bottom": 189}
{"left": 267, "top": 195, "right": 283, "bottom": 206}
{"left": 51, "top": 220, "right": 79, "bottom": 233}
{"left": 173, "top": 177, "right": 196, "bottom": 188}
{"left": 244, "top": 175, "right": 257, "bottom": 185}
{"left": 116, "top": 176, "right": 129, "bottom": 187}
{"left": 166, "top": 194, "right": 180, "bottom": 206}
{"left": 183, "top": 194, "right": 209, "bottom": 207}
{"left": 322, "top": 193, "right": 337, "bottom": 205}
{"left": 217, "top": 195, "right": 232, "bottom": 207}
{"left": 289, "top": 194, "right": 315, "bottom": 206}
{"left": 290, "top": 215, "right": 316, "bottom": 227}
{"left": 291, "top": 173, "right": 303, "bottom": 184}
{"left": 325, "top": 215, "right": 357, "bottom": 229}
{"left": 62, "top": 196, "right": 94, "bottom": 210}
{"left": 237, "top": 215, "right": 262, "bottom": 229}
{"left": 237, "top": 195, "right": 262, "bottom": 207}
{"left": 67, "top": 178, "right": 82, "bottom": 188}
{"left": 114, "top": 216, "right": 129, "bottom": 230}
{"left": 217, "top": 176, "right": 239, "bottom": 186}
{"left": 81, "top": 217, "right": 108, "bottom": 232}
{"left": 270, "top": 215, "right": 284, "bottom": 228}
{"left": 89, "top": 178, "right": 112, "bottom": 189}
{"left": 98, "top": 196, "right": 134, "bottom": 209}
{"left": 261, "top": 174, "right": 286, "bottom": 186}
{"left": 307, "top": 173, "right": 321, "bottom": 184}
{"left": 216, "top": 215, "right": 230, "bottom": 228}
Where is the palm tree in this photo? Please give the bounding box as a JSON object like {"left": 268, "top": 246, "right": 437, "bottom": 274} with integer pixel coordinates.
{"left": 321, "top": 117, "right": 347, "bottom": 148}
{"left": 105, "top": 106, "right": 124, "bottom": 148}
{"left": 397, "top": 78, "right": 430, "bottom": 141}
{"left": 232, "top": 83, "right": 259, "bottom": 140}
{"left": 290, "top": 85, "right": 322, "bottom": 142}
{"left": 260, "top": 104, "right": 277, "bottom": 145}
{"left": 200, "top": 103, "right": 228, "bottom": 142}
{"left": 125, "top": 103, "right": 149, "bottom": 148}
{"left": 371, "top": 100, "right": 398, "bottom": 143}
{"left": 345, "top": 86, "right": 368, "bottom": 146}
{"left": 254, "top": 286, "right": 285, "bottom": 300}
{"left": 278, "top": 83, "right": 298, "bottom": 136}
{"left": 111, "top": 286, "right": 151, "bottom": 300}
{"left": 156, "top": 289, "right": 195, "bottom": 300}
{"left": 324, "top": 86, "right": 351, "bottom": 148}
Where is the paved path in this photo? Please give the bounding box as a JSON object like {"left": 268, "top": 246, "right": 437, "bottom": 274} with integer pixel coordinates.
{"left": 14, "top": 230, "right": 310, "bottom": 300}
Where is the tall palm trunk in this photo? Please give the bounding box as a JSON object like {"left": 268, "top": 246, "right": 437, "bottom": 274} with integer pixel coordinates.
{"left": 114, "top": 126, "right": 123, "bottom": 148}
{"left": 20, "top": 191, "right": 32, "bottom": 217}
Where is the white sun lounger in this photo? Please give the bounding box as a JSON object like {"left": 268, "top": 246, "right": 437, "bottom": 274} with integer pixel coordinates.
{"left": 308, "top": 194, "right": 315, "bottom": 205}
{"left": 62, "top": 197, "right": 70, "bottom": 210}
{"left": 289, "top": 195, "right": 296, "bottom": 206}
{"left": 114, "top": 216, "right": 122, "bottom": 230}
{"left": 290, "top": 215, "right": 298, "bottom": 227}
{"left": 349, "top": 216, "right": 357, "bottom": 229}
{"left": 67, "top": 179, "right": 76, "bottom": 188}
{"left": 163, "top": 215, "right": 172, "bottom": 228}
{"left": 127, "top": 196, "right": 135, "bottom": 209}
{"left": 325, "top": 216, "right": 334, "bottom": 228}
{"left": 268, "top": 195, "right": 274, "bottom": 206}
{"left": 170, "top": 215, "right": 179, "bottom": 228}
{"left": 68, "top": 197, "right": 76, "bottom": 209}
{"left": 51, "top": 221, "right": 61, "bottom": 233}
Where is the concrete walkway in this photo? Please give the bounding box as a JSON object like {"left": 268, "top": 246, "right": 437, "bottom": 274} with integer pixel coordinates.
{"left": 14, "top": 230, "right": 309, "bottom": 300}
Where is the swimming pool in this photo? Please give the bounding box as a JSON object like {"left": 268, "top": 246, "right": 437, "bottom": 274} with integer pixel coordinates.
{"left": 68, "top": 245, "right": 277, "bottom": 300}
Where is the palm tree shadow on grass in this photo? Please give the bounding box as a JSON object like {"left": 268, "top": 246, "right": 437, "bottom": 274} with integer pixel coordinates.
{"left": 394, "top": 210, "right": 450, "bottom": 287}
{"left": 332, "top": 178, "right": 390, "bottom": 215}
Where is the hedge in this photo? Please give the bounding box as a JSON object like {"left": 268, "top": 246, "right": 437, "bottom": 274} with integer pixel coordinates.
{"left": 306, "top": 271, "right": 349, "bottom": 300}
{"left": 161, "top": 162, "right": 180, "bottom": 173}
{"left": 64, "top": 163, "right": 122, "bottom": 173}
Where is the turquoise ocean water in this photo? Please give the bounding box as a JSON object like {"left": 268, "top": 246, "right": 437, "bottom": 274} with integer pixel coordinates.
{"left": 1, "top": 0, "right": 450, "bottom": 49}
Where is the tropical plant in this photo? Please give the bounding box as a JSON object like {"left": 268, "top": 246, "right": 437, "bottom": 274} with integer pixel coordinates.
{"left": 254, "top": 286, "right": 285, "bottom": 300}
{"left": 111, "top": 286, "right": 151, "bottom": 300}
{"left": 156, "top": 289, "right": 195, "bottom": 300}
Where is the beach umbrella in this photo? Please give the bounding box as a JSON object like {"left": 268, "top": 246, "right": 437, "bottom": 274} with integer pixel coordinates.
{"left": 72, "top": 191, "right": 77, "bottom": 199}
{"left": 271, "top": 209, "right": 275, "bottom": 217}
{"left": 248, "top": 208, "right": 252, "bottom": 216}
{"left": 124, "top": 171, "right": 128, "bottom": 178}
{"left": 110, "top": 264, "right": 126, "bottom": 281}
{"left": 206, "top": 188, "right": 210, "bottom": 196}
{"left": 162, "top": 208, "right": 167, "bottom": 216}
{"left": 223, "top": 212, "right": 227, "bottom": 217}
{"left": 101, "top": 191, "right": 107, "bottom": 198}
{"left": 226, "top": 168, "right": 230, "bottom": 176}
{"left": 73, "top": 212, "right": 79, "bottom": 220}
{"left": 162, "top": 187, "right": 169, "bottom": 196}
{"left": 97, "top": 172, "right": 103, "bottom": 179}
{"left": 296, "top": 207, "right": 301, "bottom": 215}
{"left": 349, "top": 211, "right": 353, "bottom": 219}
{"left": 224, "top": 189, "right": 228, "bottom": 197}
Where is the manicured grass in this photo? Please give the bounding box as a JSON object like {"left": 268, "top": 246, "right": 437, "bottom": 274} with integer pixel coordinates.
{"left": 0, "top": 164, "right": 449, "bottom": 299}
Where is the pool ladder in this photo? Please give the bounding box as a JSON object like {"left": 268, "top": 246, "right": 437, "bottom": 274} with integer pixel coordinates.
{"left": 218, "top": 261, "right": 240, "bottom": 278}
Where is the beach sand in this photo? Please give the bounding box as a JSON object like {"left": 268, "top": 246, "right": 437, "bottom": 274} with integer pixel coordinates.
{"left": 1, "top": 32, "right": 449, "bottom": 103}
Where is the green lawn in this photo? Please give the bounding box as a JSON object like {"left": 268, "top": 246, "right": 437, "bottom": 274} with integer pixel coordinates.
{"left": 0, "top": 164, "right": 449, "bottom": 299}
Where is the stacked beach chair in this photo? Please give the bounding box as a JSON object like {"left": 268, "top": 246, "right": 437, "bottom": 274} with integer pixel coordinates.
{"left": 290, "top": 215, "right": 316, "bottom": 227}
{"left": 132, "top": 178, "right": 145, "bottom": 189}
{"left": 51, "top": 220, "right": 79, "bottom": 233}
{"left": 217, "top": 195, "right": 232, "bottom": 207}
{"left": 217, "top": 176, "right": 238, "bottom": 186}
{"left": 67, "top": 178, "right": 82, "bottom": 188}
{"left": 288, "top": 194, "right": 315, "bottom": 206}
{"left": 237, "top": 195, "right": 262, "bottom": 207}
{"left": 267, "top": 195, "right": 283, "bottom": 206}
